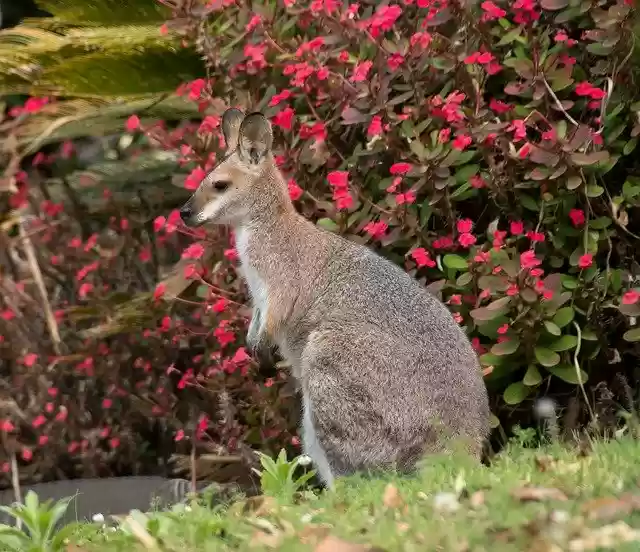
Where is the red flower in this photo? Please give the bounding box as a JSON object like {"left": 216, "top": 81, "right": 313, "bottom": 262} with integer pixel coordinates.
{"left": 578, "top": 254, "right": 593, "bottom": 269}
{"left": 364, "top": 221, "right": 388, "bottom": 239}
{"left": 351, "top": 61, "right": 373, "bottom": 82}
{"left": 470, "top": 175, "right": 486, "bottom": 189}
{"left": 569, "top": 208, "right": 585, "bottom": 227}
{"left": 520, "top": 250, "right": 541, "bottom": 269}
{"left": 368, "top": 115, "right": 383, "bottom": 137}
{"left": 457, "top": 219, "right": 473, "bottom": 233}
{"left": 153, "top": 283, "right": 166, "bottom": 301}
{"left": 327, "top": 171, "right": 349, "bottom": 188}
{"left": 287, "top": 178, "right": 303, "bottom": 201}
{"left": 390, "top": 162, "right": 412, "bottom": 175}
{"left": 126, "top": 115, "right": 140, "bottom": 132}
{"left": 622, "top": 290, "right": 640, "bottom": 305}
{"left": 452, "top": 134, "right": 472, "bottom": 151}
{"left": 510, "top": 221, "right": 524, "bottom": 235}
{"left": 489, "top": 99, "right": 513, "bottom": 114}
{"left": 182, "top": 243, "right": 205, "bottom": 260}
{"left": 272, "top": 107, "right": 295, "bottom": 131}
{"left": 481, "top": 0, "right": 506, "bottom": 20}
{"left": 411, "top": 248, "right": 436, "bottom": 268}
{"left": 458, "top": 233, "right": 476, "bottom": 248}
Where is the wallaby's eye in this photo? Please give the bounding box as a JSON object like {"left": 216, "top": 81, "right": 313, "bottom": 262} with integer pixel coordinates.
{"left": 213, "top": 180, "right": 231, "bottom": 192}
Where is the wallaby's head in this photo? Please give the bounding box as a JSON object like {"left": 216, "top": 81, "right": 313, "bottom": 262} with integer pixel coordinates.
{"left": 180, "top": 108, "right": 279, "bottom": 227}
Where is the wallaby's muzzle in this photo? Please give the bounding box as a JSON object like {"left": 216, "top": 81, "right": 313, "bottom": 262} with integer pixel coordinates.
{"left": 179, "top": 198, "right": 198, "bottom": 227}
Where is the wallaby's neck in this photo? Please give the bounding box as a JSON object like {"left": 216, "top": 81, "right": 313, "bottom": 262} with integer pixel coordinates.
{"left": 233, "top": 168, "right": 302, "bottom": 265}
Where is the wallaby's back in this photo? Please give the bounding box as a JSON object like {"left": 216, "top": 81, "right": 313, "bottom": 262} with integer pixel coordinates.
{"left": 281, "top": 219, "right": 490, "bottom": 473}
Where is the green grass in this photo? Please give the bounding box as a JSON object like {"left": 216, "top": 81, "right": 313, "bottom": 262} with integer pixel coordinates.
{"left": 70, "top": 436, "right": 640, "bottom": 551}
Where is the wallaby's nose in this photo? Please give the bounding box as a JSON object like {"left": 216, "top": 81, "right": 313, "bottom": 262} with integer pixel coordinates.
{"left": 179, "top": 205, "right": 192, "bottom": 223}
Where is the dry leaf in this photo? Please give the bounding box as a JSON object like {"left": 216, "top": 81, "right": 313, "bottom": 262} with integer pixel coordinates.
{"left": 511, "top": 486, "right": 568, "bottom": 502}
{"left": 249, "top": 530, "right": 284, "bottom": 549}
{"left": 383, "top": 483, "right": 404, "bottom": 509}
{"left": 298, "top": 523, "right": 332, "bottom": 545}
{"left": 314, "top": 535, "right": 371, "bottom": 552}
{"left": 581, "top": 494, "right": 640, "bottom": 521}
{"left": 469, "top": 491, "right": 485, "bottom": 508}
{"left": 568, "top": 521, "right": 640, "bottom": 551}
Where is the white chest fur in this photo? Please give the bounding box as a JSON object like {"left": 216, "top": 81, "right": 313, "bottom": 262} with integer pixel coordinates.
{"left": 235, "top": 227, "right": 269, "bottom": 339}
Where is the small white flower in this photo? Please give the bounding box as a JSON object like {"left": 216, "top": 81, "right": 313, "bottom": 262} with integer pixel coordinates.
{"left": 92, "top": 513, "right": 105, "bottom": 523}
{"left": 300, "top": 513, "right": 313, "bottom": 523}
{"left": 297, "top": 454, "right": 312, "bottom": 467}
{"left": 433, "top": 492, "right": 460, "bottom": 513}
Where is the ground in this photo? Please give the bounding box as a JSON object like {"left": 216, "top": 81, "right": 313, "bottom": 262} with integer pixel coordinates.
{"left": 69, "top": 435, "right": 640, "bottom": 551}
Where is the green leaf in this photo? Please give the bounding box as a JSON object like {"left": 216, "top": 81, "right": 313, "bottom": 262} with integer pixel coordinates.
{"left": 544, "top": 321, "right": 561, "bottom": 336}
{"left": 523, "top": 364, "right": 542, "bottom": 386}
{"left": 624, "top": 138, "right": 638, "bottom": 156}
{"left": 549, "top": 335, "right": 578, "bottom": 351}
{"left": 316, "top": 218, "right": 338, "bottom": 232}
{"left": 623, "top": 328, "right": 640, "bottom": 342}
{"left": 454, "top": 164, "right": 479, "bottom": 184}
{"left": 546, "top": 363, "right": 588, "bottom": 384}
{"left": 491, "top": 338, "right": 520, "bottom": 356}
{"left": 552, "top": 307, "right": 575, "bottom": 328}
{"left": 540, "top": 0, "right": 569, "bottom": 9}
{"left": 570, "top": 151, "right": 610, "bottom": 167}
{"left": 534, "top": 347, "right": 560, "bottom": 367}
{"left": 503, "top": 382, "right": 530, "bottom": 405}
{"left": 442, "top": 254, "right": 468, "bottom": 270}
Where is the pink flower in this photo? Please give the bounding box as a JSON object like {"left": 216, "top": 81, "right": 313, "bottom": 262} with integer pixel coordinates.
{"left": 287, "top": 178, "right": 303, "bottom": 201}
{"left": 452, "top": 134, "right": 472, "bottom": 151}
{"left": 390, "top": 162, "right": 412, "bottom": 175}
{"left": 387, "top": 53, "right": 405, "bottom": 71}
{"left": 470, "top": 175, "right": 486, "bottom": 189}
{"left": 153, "top": 283, "right": 166, "bottom": 301}
{"left": 272, "top": 107, "right": 295, "bottom": 131}
{"left": 510, "top": 221, "right": 524, "bottom": 235}
{"left": 520, "top": 250, "right": 541, "bottom": 269}
{"left": 569, "top": 208, "right": 585, "bottom": 227}
{"left": 411, "top": 248, "right": 436, "bottom": 268}
{"left": 269, "top": 90, "right": 292, "bottom": 107}
{"left": 364, "top": 221, "right": 388, "bottom": 239}
{"left": 457, "top": 219, "right": 473, "bottom": 233}
{"left": 481, "top": 0, "right": 507, "bottom": 20}
{"left": 497, "top": 324, "right": 509, "bottom": 335}
{"left": 368, "top": 115, "right": 383, "bottom": 137}
{"left": 489, "top": 99, "right": 513, "bottom": 114}
{"left": 327, "top": 171, "right": 349, "bottom": 188}
{"left": 351, "top": 61, "right": 373, "bottom": 82}
{"left": 578, "top": 254, "right": 593, "bottom": 269}
{"left": 125, "top": 115, "right": 140, "bottom": 132}
{"left": 575, "top": 82, "right": 606, "bottom": 100}
{"left": 458, "top": 233, "right": 477, "bottom": 248}
{"left": 185, "top": 167, "right": 206, "bottom": 191}
{"left": 182, "top": 243, "right": 205, "bottom": 260}
{"left": 622, "top": 290, "right": 640, "bottom": 305}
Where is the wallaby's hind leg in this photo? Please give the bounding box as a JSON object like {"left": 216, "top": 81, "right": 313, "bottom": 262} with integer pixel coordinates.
{"left": 301, "top": 401, "right": 335, "bottom": 488}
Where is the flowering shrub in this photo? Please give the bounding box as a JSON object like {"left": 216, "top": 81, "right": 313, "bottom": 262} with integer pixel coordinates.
{"left": 165, "top": 0, "right": 639, "bottom": 424}
{"left": 0, "top": 0, "right": 639, "bottom": 482}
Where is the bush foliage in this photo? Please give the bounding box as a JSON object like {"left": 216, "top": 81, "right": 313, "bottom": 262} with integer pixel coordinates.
{"left": 1, "top": 0, "right": 639, "bottom": 483}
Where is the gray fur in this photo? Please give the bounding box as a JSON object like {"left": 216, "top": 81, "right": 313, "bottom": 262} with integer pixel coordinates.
{"left": 181, "top": 109, "right": 491, "bottom": 487}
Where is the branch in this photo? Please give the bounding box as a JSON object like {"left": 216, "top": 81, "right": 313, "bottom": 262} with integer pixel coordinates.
{"left": 18, "top": 219, "right": 62, "bottom": 355}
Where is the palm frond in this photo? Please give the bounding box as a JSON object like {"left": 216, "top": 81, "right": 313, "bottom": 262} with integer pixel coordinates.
{"left": 35, "top": 0, "right": 170, "bottom": 25}
{"left": 36, "top": 45, "right": 203, "bottom": 97}
{"left": 0, "top": 24, "right": 202, "bottom": 98}
{"left": 4, "top": 95, "right": 205, "bottom": 153}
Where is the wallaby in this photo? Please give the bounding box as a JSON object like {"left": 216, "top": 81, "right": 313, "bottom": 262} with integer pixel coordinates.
{"left": 179, "top": 108, "right": 491, "bottom": 487}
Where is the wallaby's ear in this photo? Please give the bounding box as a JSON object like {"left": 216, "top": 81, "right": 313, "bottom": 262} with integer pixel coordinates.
{"left": 222, "top": 108, "right": 245, "bottom": 151}
{"left": 238, "top": 112, "right": 273, "bottom": 165}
